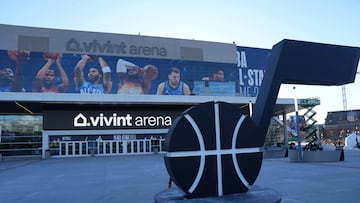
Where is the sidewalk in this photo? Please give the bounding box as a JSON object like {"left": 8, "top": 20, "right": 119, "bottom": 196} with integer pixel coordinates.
{"left": 0, "top": 150, "right": 359, "bottom": 203}
{"left": 258, "top": 149, "right": 360, "bottom": 202}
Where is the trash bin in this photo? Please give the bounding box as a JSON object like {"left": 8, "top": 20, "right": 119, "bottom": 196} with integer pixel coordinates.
{"left": 45, "top": 149, "right": 51, "bottom": 159}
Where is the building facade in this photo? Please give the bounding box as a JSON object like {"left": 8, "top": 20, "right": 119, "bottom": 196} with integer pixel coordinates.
{"left": 0, "top": 24, "right": 295, "bottom": 158}
{"left": 324, "top": 110, "right": 360, "bottom": 143}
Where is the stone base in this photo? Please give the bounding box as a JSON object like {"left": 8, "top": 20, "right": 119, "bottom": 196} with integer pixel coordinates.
{"left": 154, "top": 185, "right": 281, "bottom": 203}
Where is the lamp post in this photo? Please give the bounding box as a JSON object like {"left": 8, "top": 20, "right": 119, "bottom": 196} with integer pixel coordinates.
{"left": 249, "top": 101, "right": 253, "bottom": 117}
{"left": 293, "top": 86, "right": 302, "bottom": 161}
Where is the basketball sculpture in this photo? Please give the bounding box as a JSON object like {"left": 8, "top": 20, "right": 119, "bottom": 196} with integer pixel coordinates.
{"left": 165, "top": 101, "right": 262, "bottom": 198}
{"left": 163, "top": 39, "right": 360, "bottom": 199}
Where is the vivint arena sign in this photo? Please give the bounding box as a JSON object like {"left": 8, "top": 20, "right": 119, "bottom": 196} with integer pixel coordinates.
{"left": 43, "top": 109, "right": 182, "bottom": 130}
{"left": 74, "top": 113, "right": 171, "bottom": 128}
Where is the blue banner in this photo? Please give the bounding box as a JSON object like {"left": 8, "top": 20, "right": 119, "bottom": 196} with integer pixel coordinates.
{"left": 0, "top": 47, "right": 270, "bottom": 97}
{"left": 236, "top": 46, "right": 270, "bottom": 97}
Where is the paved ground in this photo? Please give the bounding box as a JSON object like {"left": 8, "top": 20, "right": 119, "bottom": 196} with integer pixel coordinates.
{"left": 0, "top": 149, "right": 359, "bottom": 203}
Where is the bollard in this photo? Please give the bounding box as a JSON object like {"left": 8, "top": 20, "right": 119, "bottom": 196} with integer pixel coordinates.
{"left": 340, "top": 149, "right": 345, "bottom": 161}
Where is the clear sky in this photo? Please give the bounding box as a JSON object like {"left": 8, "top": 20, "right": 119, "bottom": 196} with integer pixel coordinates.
{"left": 1, "top": 0, "right": 360, "bottom": 124}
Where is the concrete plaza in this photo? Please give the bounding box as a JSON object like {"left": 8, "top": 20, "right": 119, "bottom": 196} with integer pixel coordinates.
{"left": 0, "top": 149, "right": 359, "bottom": 203}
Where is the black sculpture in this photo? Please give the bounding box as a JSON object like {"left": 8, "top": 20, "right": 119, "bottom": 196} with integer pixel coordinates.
{"left": 162, "top": 39, "right": 360, "bottom": 199}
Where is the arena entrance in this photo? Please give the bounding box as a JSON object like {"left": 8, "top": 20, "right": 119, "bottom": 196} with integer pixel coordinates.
{"left": 42, "top": 129, "right": 167, "bottom": 158}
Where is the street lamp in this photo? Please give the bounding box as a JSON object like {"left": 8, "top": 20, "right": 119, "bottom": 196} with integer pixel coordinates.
{"left": 249, "top": 100, "right": 253, "bottom": 117}
{"left": 293, "top": 86, "right": 302, "bottom": 161}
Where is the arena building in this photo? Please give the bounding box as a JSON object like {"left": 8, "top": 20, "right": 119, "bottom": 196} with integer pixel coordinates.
{"left": 0, "top": 24, "right": 297, "bottom": 159}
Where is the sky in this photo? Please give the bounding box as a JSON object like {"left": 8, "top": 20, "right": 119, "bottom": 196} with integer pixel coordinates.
{"left": 1, "top": 0, "right": 360, "bottom": 124}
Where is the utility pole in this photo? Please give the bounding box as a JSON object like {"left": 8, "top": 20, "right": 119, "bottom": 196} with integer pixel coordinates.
{"left": 342, "top": 72, "right": 360, "bottom": 110}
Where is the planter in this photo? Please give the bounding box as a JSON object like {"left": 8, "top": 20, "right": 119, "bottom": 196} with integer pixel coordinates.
{"left": 263, "top": 148, "right": 287, "bottom": 158}
{"left": 288, "top": 149, "right": 301, "bottom": 162}
{"left": 302, "top": 150, "right": 342, "bottom": 162}
{"left": 289, "top": 149, "right": 342, "bottom": 162}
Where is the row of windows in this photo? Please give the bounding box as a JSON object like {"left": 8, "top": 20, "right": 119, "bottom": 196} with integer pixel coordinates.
{"left": 0, "top": 115, "right": 42, "bottom": 156}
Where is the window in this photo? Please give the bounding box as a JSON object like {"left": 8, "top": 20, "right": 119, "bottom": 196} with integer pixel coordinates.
{"left": 0, "top": 115, "right": 42, "bottom": 156}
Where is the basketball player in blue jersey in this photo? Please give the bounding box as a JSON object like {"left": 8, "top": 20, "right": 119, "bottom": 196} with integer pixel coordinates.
{"left": 74, "top": 55, "right": 112, "bottom": 94}
{"left": 156, "top": 67, "right": 191, "bottom": 95}
{"left": 0, "top": 50, "right": 28, "bottom": 92}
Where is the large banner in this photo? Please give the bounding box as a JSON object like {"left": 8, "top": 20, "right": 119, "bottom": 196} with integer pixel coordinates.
{"left": 0, "top": 47, "right": 270, "bottom": 97}
{"left": 236, "top": 46, "right": 270, "bottom": 97}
